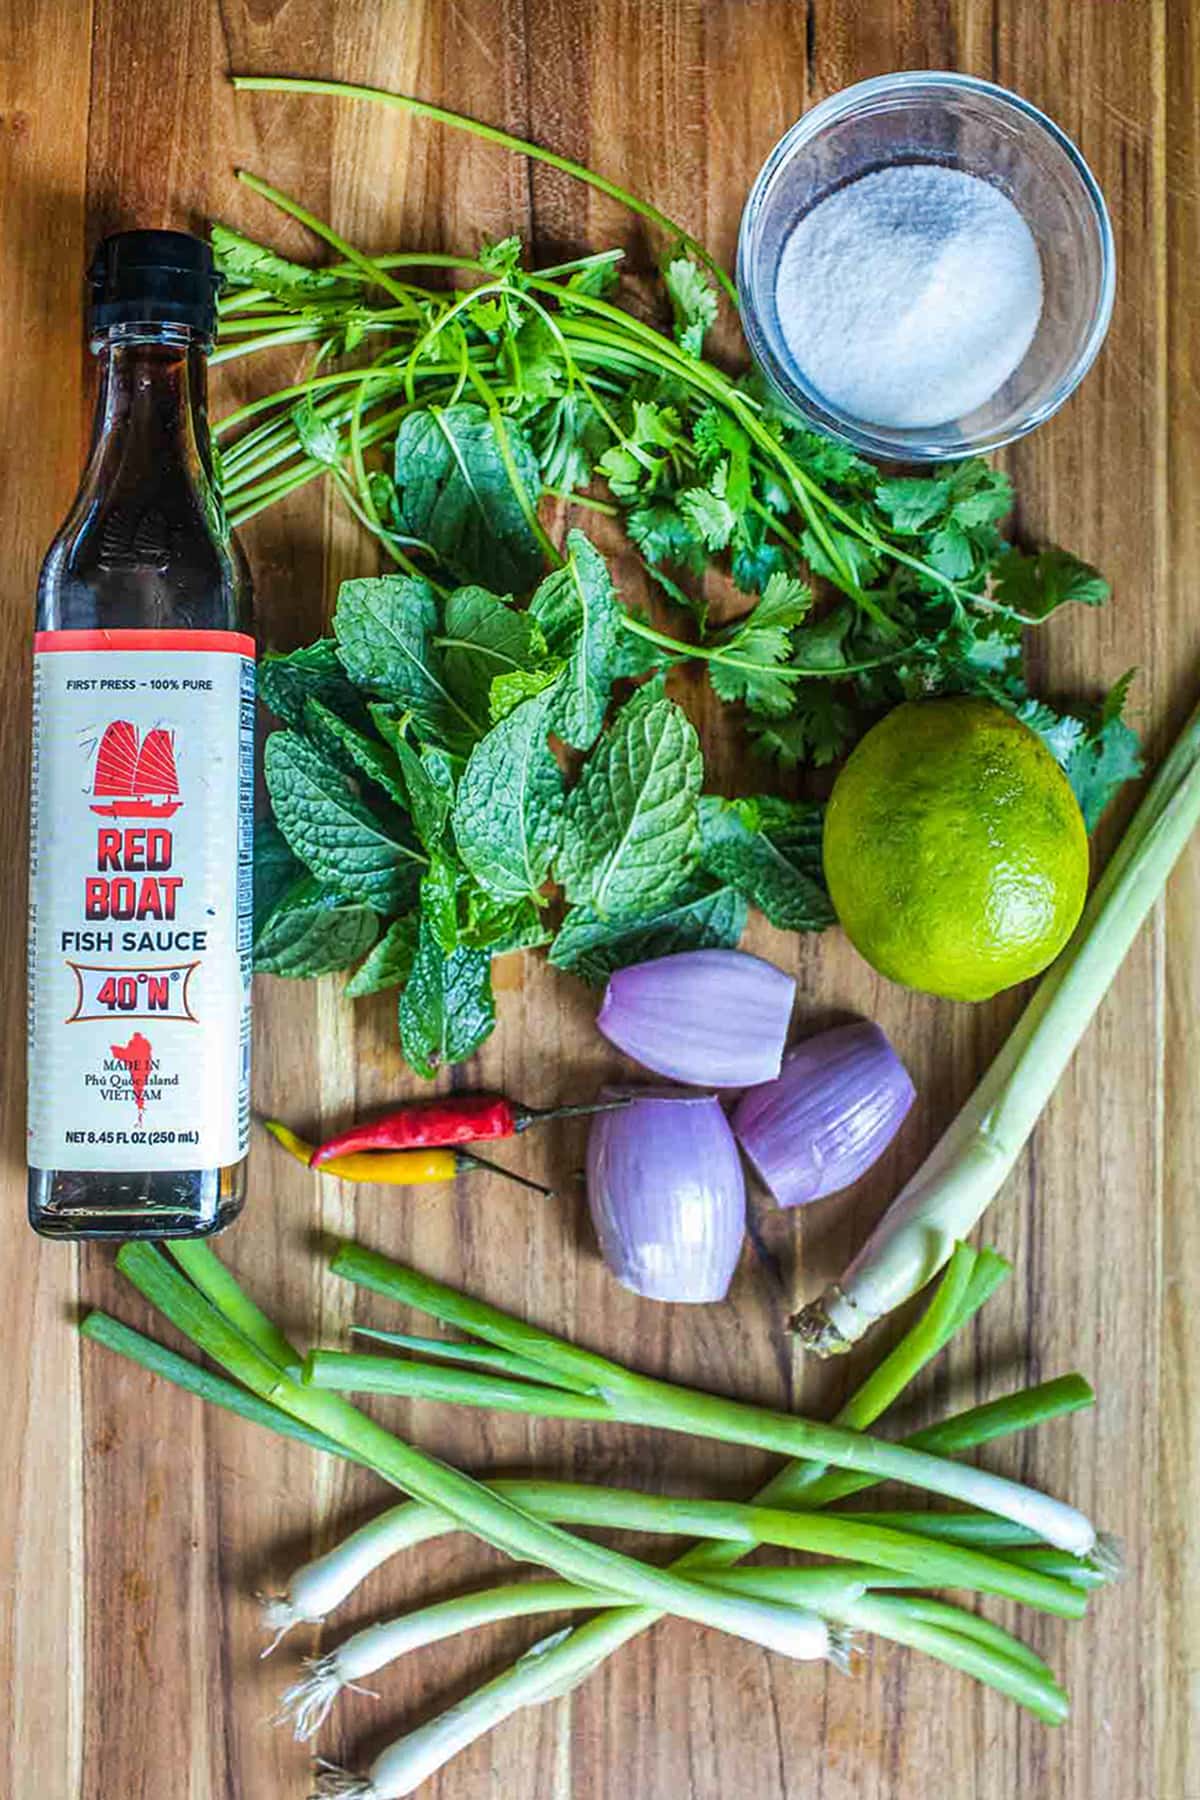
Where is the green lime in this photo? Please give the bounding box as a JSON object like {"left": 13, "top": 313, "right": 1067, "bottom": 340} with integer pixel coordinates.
{"left": 822, "top": 697, "right": 1089, "bottom": 1002}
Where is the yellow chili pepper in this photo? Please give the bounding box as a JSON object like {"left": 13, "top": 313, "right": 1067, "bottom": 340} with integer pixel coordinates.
{"left": 262, "top": 1118, "right": 553, "bottom": 1196}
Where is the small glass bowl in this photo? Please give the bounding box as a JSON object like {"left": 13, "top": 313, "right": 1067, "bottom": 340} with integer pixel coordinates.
{"left": 737, "top": 71, "right": 1115, "bottom": 462}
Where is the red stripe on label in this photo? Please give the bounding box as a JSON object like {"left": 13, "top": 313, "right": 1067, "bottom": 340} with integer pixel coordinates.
{"left": 34, "top": 629, "right": 256, "bottom": 657}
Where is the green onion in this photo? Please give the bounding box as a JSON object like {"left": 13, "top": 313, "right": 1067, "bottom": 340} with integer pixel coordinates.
{"left": 112, "top": 1243, "right": 839, "bottom": 1664}
{"left": 325, "top": 1243, "right": 1100, "bottom": 1554}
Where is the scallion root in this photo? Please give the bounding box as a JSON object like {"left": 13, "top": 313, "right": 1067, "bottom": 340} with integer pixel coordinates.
{"left": 1091, "top": 1533, "right": 1127, "bottom": 1582}
{"left": 278, "top": 1656, "right": 377, "bottom": 1740}
{"left": 311, "top": 1763, "right": 375, "bottom": 1799}
{"left": 825, "top": 1624, "right": 858, "bottom": 1675}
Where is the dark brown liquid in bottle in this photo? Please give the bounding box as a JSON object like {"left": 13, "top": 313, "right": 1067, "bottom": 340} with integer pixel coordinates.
{"left": 29, "top": 320, "right": 253, "bottom": 1237}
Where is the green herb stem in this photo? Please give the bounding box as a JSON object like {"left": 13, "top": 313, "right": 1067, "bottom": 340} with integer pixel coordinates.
{"left": 112, "top": 1245, "right": 840, "bottom": 1660}
{"left": 230, "top": 75, "right": 739, "bottom": 307}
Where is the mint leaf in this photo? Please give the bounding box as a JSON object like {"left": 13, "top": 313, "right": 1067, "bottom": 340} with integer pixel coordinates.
{"left": 369, "top": 706, "right": 458, "bottom": 848}
{"left": 992, "top": 546, "right": 1111, "bottom": 620}
{"left": 489, "top": 662, "right": 563, "bottom": 722}
{"left": 551, "top": 879, "right": 747, "bottom": 984}
{"left": 334, "top": 574, "right": 480, "bottom": 748}
{"left": 461, "top": 891, "right": 552, "bottom": 955}
{"left": 557, "top": 683, "right": 702, "bottom": 919}
{"left": 439, "top": 585, "right": 551, "bottom": 725}
{"left": 698, "top": 794, "right": 834, "bottom": 932}
{"left": 253, "top": 816, "right": 303, "bottom": 938}
{"left": 392, "top": 402, "right": 543, "bottom": 592}
{"left": 264, "top": 730, "right": 423, "bottom": 913}
{"left": 398, "top": 921, "right": 496, "bottom": 1077}
{"left": 421, "top": 851, "right": 460, "bottom": 953}
{"left": 664, "top": 255, "right": 719, "bottom": 357}
{"left": 529, "top": 529, "right": 624, "bottom": 750}
{"left": 253, "top": 875, "right": 378, "bottom": 978}
{"left": 259, "top": 639, "right": 368, "bottom": 732}
{"left": 345, "top": 915, "right": 419, "bottom": 998}
{"left": 303, "top": 698, "right": 410, "bottom": 808}
{"left": 452, "top": 686, "right": 565, "bottom": 905}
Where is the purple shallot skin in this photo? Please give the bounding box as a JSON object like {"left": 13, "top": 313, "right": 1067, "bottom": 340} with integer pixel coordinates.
{"left": 586, "top": 1088, "right": 746, "bottom": 1302}
{"left": 733, "top": 1020, "right": 915, "bottom": 1208}
{"left": 597, "top": 950, "right": 795, "bottom": 1086}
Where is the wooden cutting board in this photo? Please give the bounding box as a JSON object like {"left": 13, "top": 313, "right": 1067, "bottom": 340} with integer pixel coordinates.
{"left": 1, "top": 2, "right": 1196, "bottom": 1796}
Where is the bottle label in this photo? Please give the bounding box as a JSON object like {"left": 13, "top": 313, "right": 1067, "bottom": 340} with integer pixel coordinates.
{"left": 27, "top": 629, "right": 255, "bottom": 1172}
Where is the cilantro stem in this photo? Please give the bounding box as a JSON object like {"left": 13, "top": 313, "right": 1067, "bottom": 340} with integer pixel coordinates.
{"left": 230, "top": 74, "right": 739, "bottom": 308}
{"left": 616, "top": 612, "right": 908, "bottom": 681}
{"left": 235, "top": 170, "right": 424, "bottom": 318}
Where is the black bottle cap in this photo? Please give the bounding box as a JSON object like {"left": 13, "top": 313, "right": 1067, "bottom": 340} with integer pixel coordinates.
{"left": 88, "top": 229, "right": 221, "bottom": 335}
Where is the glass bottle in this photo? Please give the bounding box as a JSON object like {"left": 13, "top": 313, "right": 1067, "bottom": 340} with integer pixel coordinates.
{"left": 27, "top": 230, "right": 254, "bottom": 1238}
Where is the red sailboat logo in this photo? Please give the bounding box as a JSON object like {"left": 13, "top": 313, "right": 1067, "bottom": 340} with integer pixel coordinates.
{"left": 89, "top": 720, "right": 182, "bottom": 819}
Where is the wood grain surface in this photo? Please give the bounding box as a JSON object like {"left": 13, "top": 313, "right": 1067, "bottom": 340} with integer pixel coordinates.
{"left": 1, "top": 3, "right": 1196, "bottom": 1797}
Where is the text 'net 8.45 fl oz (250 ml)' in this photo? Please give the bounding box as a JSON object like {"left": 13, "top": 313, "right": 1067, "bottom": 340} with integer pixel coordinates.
{"left": 27, "top": 230, "right": 255, "bottom": 1239}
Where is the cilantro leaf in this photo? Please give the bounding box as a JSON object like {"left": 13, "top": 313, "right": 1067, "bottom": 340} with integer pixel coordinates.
{"left": 264, "top": 730, "right": 424, "bottom": 913}
{"left": 874, "top": 476, "right": 952, "bottom": 534}
{"left": 677, "top": 471, "right": 736, "bottom": 551}
{"left": 551, "top": 879, "right": 747, "bottom": 984}
{"left": 211, "top": 223, "right": 358, "bottom": 302}
{"left": 398, "top": 921, "right": 495, "bottom": 1078}
{"left": 1062, "top": 672, "right": 1144, "bottom": 830}
{"left": 529, "top": 529, "right": 624, "bottom": 749}
{"left": 334, "top": 574, "right": 480, "bottom": 748}
{"left": 293, "top": 396, "right": 342, "bottom": 468}
{"left": 391, "top": 402, "right": 544, "bottom": 593}
{"left": 345, "top": 915, "right": 420, "bottom": 998}
{"left": 707, "top": 572, "right": 814, "bottom": 716}
{"left": 664, "top": 255, "right": 719, "bottom": 357}
{"left": 992, "top": 546, "right": 1111, "bottom": 619}
{"left": 626, "top": 502, "right": 706, "bottom": 574}
{"left": 698, "top": 794, "right": 834, "bottom": 932}
{"left": 529, "top": 393, "right": 609, "bottom": 491}
{"left": 253, "top": 875, "right": 379, "bottom": 978}
{"left": 597, "top": 401, "right": 686, "bottom": 500}
{"left": 557, "top": 682, "right": 702, "bottom": 920}
{"left": 926, "top": 522, "right": 975, "bottom": 580}
{"left": 1013, "top": 698, "right": 1089, "bottom": 767}
{"left": 729, "top": 510, "right": 788, "bottom": 594}
{"left": 751, "top": 683, "right": 856, "bottom": 768}
{"left": 948, "top": 463, "right": 1013, "bottom": 527}
{"left": 452, "top": 686, "right": 565, "bottom": 905}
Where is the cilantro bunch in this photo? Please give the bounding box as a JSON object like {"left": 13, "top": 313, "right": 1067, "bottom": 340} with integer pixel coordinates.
{"left": 253, "top": 533, "right": 832, "bottom": 1074}
{"left": 213, "top": 205, "right": 1139, "bottom": 816}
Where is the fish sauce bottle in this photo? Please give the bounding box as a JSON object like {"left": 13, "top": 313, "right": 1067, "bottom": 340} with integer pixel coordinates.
{"left": 27, "top": 230, "right": 254, "bottom": 1238}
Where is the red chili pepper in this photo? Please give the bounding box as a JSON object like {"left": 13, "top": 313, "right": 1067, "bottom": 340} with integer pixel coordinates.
{"left": 309, "top": 1093, "right": 628, "bottom": 1166}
